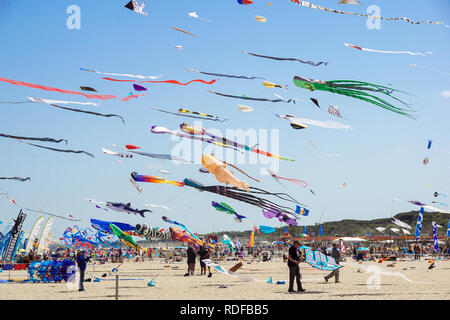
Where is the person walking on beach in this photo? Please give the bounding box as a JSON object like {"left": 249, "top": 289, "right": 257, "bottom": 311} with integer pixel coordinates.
{"left": 414, "top": 245, "right": 421, "bottom": 260}
{"left": 198, "top": 246, "right": 212, "bottom": 277}
{"left": 76, "top": 250, "right": 90, "bottom": 292}
{"left": 324, "top": 243, "right": 341, "bottom": 283}
{"left": 185, "top": 245, "right": 196, "bottom": 276}
{"left": 287, "top": 240, "right": 305, "bottom": 293}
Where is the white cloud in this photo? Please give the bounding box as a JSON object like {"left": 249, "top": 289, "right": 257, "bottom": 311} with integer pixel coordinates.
{"left": 441, "top": 90, "right": 450, "bottom": 99}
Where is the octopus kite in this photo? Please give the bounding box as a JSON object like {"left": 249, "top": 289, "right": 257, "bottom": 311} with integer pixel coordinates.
{"left": 293, "top": 76, "right": 414, "bottom": 118}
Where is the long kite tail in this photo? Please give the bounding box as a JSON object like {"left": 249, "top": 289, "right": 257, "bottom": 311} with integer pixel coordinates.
{"left": 289, "top": 0, "right": 450, "bottom": 28}
{"left": 10, "top": 138, "right": 95, "bottom": 158}
{"left": 0, "top": 133, "right": 68, "bottom": 144}
{"left": 102, "top": 77, "right": 216, "bottom": 85}
{"left": 242, "top": 50, "right": 328, "bottom": 66}
{"left": 0, "top": 177, "right": 31, "bottom": 182}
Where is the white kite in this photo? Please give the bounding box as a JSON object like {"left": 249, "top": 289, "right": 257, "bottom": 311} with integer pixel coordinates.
{"left": 345, "top": 43, "right": 433, "bottom": 56}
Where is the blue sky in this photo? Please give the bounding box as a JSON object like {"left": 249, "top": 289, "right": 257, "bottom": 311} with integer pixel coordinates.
{"left": 0, "top": 0, "right": 449, "bottom": 238}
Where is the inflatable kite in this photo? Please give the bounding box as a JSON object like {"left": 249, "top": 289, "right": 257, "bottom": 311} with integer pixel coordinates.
{"left": 212, "top": 201, "right": 247, "bottom": 222}
{"left": 293, "top": 76, "right": 414, "bottom": 118}
{"left": 113, "top": 144, "right": 191, "bottom": 162}
{"left": 276, "top": 114, "right": 351, "bottom": 130}
{"left": 109, "top": 223, "right": 140, "bottom": 251}
{"left": 135, "top": 223, "right": 172, "bottom": 240}
{"left": 202, "top": 154, "right": 250, "bottom": 191}
{"left": 131, "top": 172, "right": 186, "bottom": 187}
{"left": 345, "top": 43, "right": 433, "bottom": 56}
{"left": 302, "top": 246, "right": 343, "bottom": 271}
{"left": 105, "top": 202, "right": 151, "bottom": 218}
{"left": 124, "top": 0, "right": 148, "bottom": 15}
{"left": 149, "top": 107, "right": 227, "bottom": 122}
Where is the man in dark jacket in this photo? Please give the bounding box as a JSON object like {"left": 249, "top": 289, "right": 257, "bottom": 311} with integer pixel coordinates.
{"left": 185, "top": 245, "right": 196, "bottom": 276}
{"left": 324, "top": 243, "right": 341, "bottom": 283}
{"left": 287, "top": 241, "right": 305, "bottom": 293}
{"left": 76, "top": 250, "right": 90, "bottom": 291}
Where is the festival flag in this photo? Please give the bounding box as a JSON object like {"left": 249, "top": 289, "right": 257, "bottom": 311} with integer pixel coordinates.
{"left": 415, "top": 207, "right": 424, "bottom": 242}
{"left": 247, "top": 231, "right": 255, "bottom": 248}
{"left": 303, "top": 226, "right": 307, "bottom": 235}
{"left": 432, "top": 221, "right": 439, "bottom": 253}
{"left": 340, "top": 239, "right": 345, "bottom": 254}
{"left": 319, "top": 225, "right": 324, "bottom": 236}
{"left": 447, "top": 219, "right": 450, "bottom": 237}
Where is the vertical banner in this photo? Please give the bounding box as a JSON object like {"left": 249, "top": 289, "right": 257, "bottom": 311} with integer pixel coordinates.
{"left": 303, "top": 226, "right": 307, "bottom": 235}
{"left": 432, "top": 222, "right": 439, "bottom": 253}
{"left": 415, "top": 207, "right": 424, "bottom": 242}
{"left": 447, "top": 218, "right": 450, "bottom": 237}
{"left": 319, "top": 225, "right": 324, "bottom": 236}
{"left": 247, "top": 231, "right": 254, "bottom": 248}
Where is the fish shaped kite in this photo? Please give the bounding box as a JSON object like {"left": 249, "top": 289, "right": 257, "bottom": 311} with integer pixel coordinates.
{"left": 293, "top": 76, "right": 414, "bottom": 118}
{"left": 101, "top": 147, "right": 133, "bottom": 158}
{"left": 131, "top": 172, "right": 186, "bottom": 187}
{"left": 113, "top": 144, "right": 191, "bottom": 162}
{"left": 202, "top": 154, "right": 250, "bottom": 191}
{"left": 109, "top": 223, "right": 140, "bottom": 251}
{"left": 212, "top": 201, "right": 247, "bottom": 222}
{"left": 105, "top": 202, "right": 151, "bottom": 218}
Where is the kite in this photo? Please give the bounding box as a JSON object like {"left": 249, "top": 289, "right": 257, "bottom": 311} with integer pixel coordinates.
{"left": 80, "top": 86, "right": 97, "bottom": 92}
{"left": 263, "top": 81, "right": 287, "bottom": 89}
{"left": 267, "top": 169, "right": 308, "bottom": 188}
{"left": 171, "top": 26, "right": 196, "bottom": 37}
{"left": 276, "top": 114, "right": 352, "bottom": 129}
{"left": 130, "top": 179, "right": 143, "bottom": 194}
{"left": 242, "top": 50, "right": 328, "bottom": 66}
{"left": 238, "top": 0, "right": 253, "bottom": 4}
{"left": 259, "top": 225, "right": 276, "bottom": 234}
{"left": 237, "top": 104, "right": 253, "bottom": 112}
{"left": 170, "top": 227, "right": 217, "bottom": 252}
{"left": 289, "top": 1, "right": 450, "bottom": 28}
{"left": 248, "top": 231, "right": 255, "bottom": 248}
{"left": 1, "top": 133, "right": 94, "bottom": 158}
{"left": 212, "top": 201, "right": 247, "bottom": 222}
{"left": 124, "top": 0, "right": 148, "bottom": 15}
{"left": 90, "top": 219, "right": 136, "bottom": 234}
{"left": 434, "top": 192, "right": 447, "bottom": 198}
{"left": 410, "top": 64, "right": 450, "bottom": 77}
{"left": 188, "top": 12, "right": 212, "bottom": 22}
{"left": 199, "top": 168, "right": 209, "bottom": 173}
{"left": 144, "top": 204, "right": 172, "bottom": 211}
{"left": 109, "top": 223, "right": 140, "bottom": 251}
{"left": 102, "top": 77, "right": 215, "bottom": 85}
{"left": 344, "top": 43, "right": 433, "bottom": 56}
{"left": 126, "top": 144, "right": 140, "bottom": 150}
{"left": 131, "top": 172, "right": 186, "bottom": 187}
{"left": 432, "top": 201, "right": 448, "bottom": 207}
{"left": 408, "top": 200, "right": 450, "bottom": 214}
{"left": 303, "top": 247, "right": 342, "bottom": 271}
{"left": 152, "top": 124, "right": 294, "bottom": 161}
{"left": 186, "top": 68, "right": 264, "bottom": 80}
{"left": 293, "top": 76, "right": 414, "bottom": 118}
{"left": 222, "top": 234, "right": 236, "bottom": 251}
{"left": 328, "top": 105, "right": 343, "bottom": 118}
{"left": 27, "top": 97, "right": 125, "bottom": 124}
{"left": 133, "top": 84, "right": 147, "bottom": 91}
{"left": 0, "top": 133, "right": 67, "bottom": 145}
{"left": 174, "top": 45, "right": 183, "bottom": 50}
{"left": 162, "top": 216, "right": 200, "bottom": 241}
{"left": 427, "top": 139, "right": 433, "bottom": 149}
{"left": 262, "top": 207, "right": 298, "bottom": 226}
{"left": 0, "top": 177, "right": 30, "bottom": 182}
{"left": 101, "top": 147, "right": 133, "bottom": 158}
{"left": 135, "top": 223, "right": 172, "bottom": 240}
{"left": 392, "top": 217, "right": 411, "bottom": 230}
{"left": 210, "top": 90, "right": 296, "bottom": 103}
{"left": 159, "top": 170, "right": 171, "bottom": 175}
{"left": 423, "top": 157, "right": 429, "bottom": 165}
{"left": 310, "top": 98, "right": 321, "bottom": 108}
{"left": 149, "top": 107, "right": 227, "bottom": 122}
{"left": 202, "top": 154, "right": 250, "bottom": 191}
{"left": 113, "top": 144, "right": 192, "bottom": 162}
{"left": 3, "top": 97, "right": 99, "bottom": 106}
{"left": 184, "top": 178, "right": 301, "bottom": 224}
{"left": 338, "top": 0, "right": 361, "bottom": 4}
{"left": 24, "top": 208, "right": 81, "bottom": 221}
{"left": 80, "top": 68, "right": 162, "bottom": 79}
{"left": 254, "top": 15, "right": 267, "bottom": 22}
{"left": 0, "top": 76, "right": 147, "bottom": 101}
{"left": 105, "top": 202, "right": 151, "bottom": 218}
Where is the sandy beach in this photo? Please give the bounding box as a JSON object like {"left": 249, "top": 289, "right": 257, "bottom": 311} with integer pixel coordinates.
{"left": 1, "top": 258, "right": 449, "bottom": 300}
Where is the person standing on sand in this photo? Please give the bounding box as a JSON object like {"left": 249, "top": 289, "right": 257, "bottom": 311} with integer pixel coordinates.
{"left": 287, "top": 240, "right": 305, "bottom": 293}
{"left": 76, "top": 250, "right": 90, "bottom": 292}
{"left": 324, "top": 243, "right": 341, "bottom": 283}
{"left": 198, "top": 246, "right": 212, "bottom": 277}
{"left": 185, "top": 245, "right": 196, "bottom": 276}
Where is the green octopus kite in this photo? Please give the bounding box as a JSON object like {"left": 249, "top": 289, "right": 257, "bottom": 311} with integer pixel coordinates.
{"left": 293, "top": 76, "right": 415, "bottom": 118}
